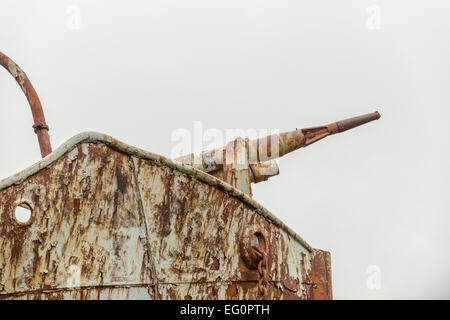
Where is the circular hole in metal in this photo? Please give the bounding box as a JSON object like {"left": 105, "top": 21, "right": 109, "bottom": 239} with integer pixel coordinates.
{"left": 251, "top": 234, "right": 260, "bottom": 247}
{"left": 14, "top": 203, "right": 33, "bottom": 225}
{"left": 252, "top": 231, "right": 266, "bottom": 251}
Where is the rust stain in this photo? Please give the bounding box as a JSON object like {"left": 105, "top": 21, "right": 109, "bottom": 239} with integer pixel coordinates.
{"left": 309, "top": 250, "right": 333, "bottom": 300}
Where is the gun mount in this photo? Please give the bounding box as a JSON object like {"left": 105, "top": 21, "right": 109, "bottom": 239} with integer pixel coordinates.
{"left": 176, "top": 111, "right": 381, "bottom": 195}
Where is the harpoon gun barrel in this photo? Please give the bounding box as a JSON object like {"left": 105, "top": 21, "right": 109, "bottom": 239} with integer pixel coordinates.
{"left": 250, "top": 111, "right": 381, "bottom": 162}
{"left": 175, "top": 111, "right": 381, "bottom": 183}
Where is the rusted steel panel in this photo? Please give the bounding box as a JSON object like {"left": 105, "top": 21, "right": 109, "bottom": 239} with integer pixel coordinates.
{"left": 0, "top": 132, "right": 330, "bottom": 300}
{"left": 133, "top": 155, "right": 318, "bottom": 299}
{"left": 309, "top": 250, "right": 332, "bottom": 300}
{"left": 0, "top": 143, "right": 153, "bottom": 297}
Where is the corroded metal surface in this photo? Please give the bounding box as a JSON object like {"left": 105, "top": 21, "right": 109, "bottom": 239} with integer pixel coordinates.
{"left": 0, "top": 52, "right": 52, "bottom": 157}
{"left": 0, "top": 132, "right": 331, "bottom": 300}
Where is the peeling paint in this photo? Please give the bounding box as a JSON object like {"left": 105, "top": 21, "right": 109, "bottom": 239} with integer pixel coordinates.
{"left": 0, "top": 134, "right": 331, "bottom": 299}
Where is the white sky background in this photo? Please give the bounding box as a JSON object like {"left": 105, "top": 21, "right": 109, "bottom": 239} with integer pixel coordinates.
{"left": 1, "top": 0, "right": 449, "bottom": 299}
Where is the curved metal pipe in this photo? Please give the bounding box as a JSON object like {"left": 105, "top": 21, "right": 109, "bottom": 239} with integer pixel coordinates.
{"left": 0, "top": 51, "right": 52, "bottom": 158}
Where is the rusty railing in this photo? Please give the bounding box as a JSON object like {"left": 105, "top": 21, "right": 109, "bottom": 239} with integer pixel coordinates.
{"left": 0, "top": 51, "right": 51, "bottom": 158}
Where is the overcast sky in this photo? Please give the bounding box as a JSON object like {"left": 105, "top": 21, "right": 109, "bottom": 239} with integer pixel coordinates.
{"left": 1, "top": 0, "right": 449, "bottom": 299}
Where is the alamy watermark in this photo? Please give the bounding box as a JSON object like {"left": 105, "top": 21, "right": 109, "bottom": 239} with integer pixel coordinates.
{"left": 366, "top": 265, "right": 381, "bottom": 290}
{"left": 66, "top": 5, "right": 81, "bottom": 30}
{"left": 171, "top": 121, "right": 281, "bottom": 167}
{"left": 366, "top": 5, "right": 381, "bottom": 30}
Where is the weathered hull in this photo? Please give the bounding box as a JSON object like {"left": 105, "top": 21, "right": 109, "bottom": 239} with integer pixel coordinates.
{"left": 0, "top": 132, "right": 331, "bottom": 300}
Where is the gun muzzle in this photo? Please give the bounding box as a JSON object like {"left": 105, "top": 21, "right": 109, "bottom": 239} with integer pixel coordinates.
{"left": 249, "top": 111, "right": 381, "bottom": 163}
{"left": 333, "top": 111, "right": 381, "bottom": 133}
